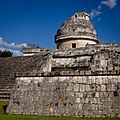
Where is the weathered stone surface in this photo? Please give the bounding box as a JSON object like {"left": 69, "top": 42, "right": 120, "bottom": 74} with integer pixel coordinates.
{"left": 0, "top": 39, "right": 120, "bottom": 117}
{"left": 55, "top": 12, "right": 98, "bottom": 49}
{"left": 7, "top": 75, "right": 120, "bottom": 117}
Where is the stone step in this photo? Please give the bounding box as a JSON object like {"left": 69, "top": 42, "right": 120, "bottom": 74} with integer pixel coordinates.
{"left": 0, "top": 91, "right": 11, "bottom": 100}
{"left": 0, "top": 89, "right": 11, "bottom": 92}
{"left": 0, "top": 96, "right": 10, "bottom": 100}
{"left": 0, "top": 92, "right": 10, "bottom": 95}
{"left": 0, "top": 86, "right": 13, "bottom": 89}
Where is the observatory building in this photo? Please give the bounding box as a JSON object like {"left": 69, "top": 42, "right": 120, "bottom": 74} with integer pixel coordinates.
{"left": 55, "top": 12, "right": 98, "bottom": 49}
{"left": 0, "top": 12, "right": 120, "bottom": 117}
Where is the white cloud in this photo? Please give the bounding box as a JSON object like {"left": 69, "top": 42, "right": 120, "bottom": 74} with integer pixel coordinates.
{"left": 0, "top": 37, "right": 27, "bottom": 56}
{"left": 101, "top": 0, "right": 117, "bottom": 9}
{"left": 12, "top": 50, "right": 23, "bottom": 56}
{"left": 89, "top": 0, "right": 117, "bottom": 21}
{"left": 0, "top": 37, "right": 28, "bottom": 49}
{"left": 0, "top": 47, "right": 23, "bottom": 56}
{"left": 90, "top": 5, "right": 102, "bottom": 19}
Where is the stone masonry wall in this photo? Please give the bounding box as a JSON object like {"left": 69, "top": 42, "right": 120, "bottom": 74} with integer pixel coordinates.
{"left": 6, "top": 44, "right": 120, "bottom": 116}
{"left": 7, "top": 75, "right": 120, "bottom": 117}
{"left": 57, "top": 39, "right": 96, "bottom": 49}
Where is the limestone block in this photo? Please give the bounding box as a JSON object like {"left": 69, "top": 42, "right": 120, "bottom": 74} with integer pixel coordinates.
{"left": 112, "top": 76, "right": 118, "bottom": 83}
{"left": 66, "top": 85, "right": 71, "bottom": 91}
{"left": 87, "top": 92, "right": 92, "bottom": 98}
{"left": 83, "top": 91, "right": 88, "bottom": 98}
{"left": 69, "top": 82, "right": 74, "bottom": 91}
{"left": 118, "top": 76, "right": 120, "bottom": 82}
{"left": 79, "top": 84, "right": 85, "bottom": 92}
{"left": 74, "top": 92, "right": 83, "bottom": 98}
{"left": 101, "top": 85, "right": 106, "bottom": 91}
{"left": 96, "top": 84, "right": 101, "bottom": 91}
{"left": 108, "top": 76, "right": 113, "bottom": 83}
{"left": 86, "top": 79, "right": 91, "bottom": 84}
{"left": 103, "top": 92, "right": 109, "bottom": 98}
{"left": 74, "top": 83, "right": 79, "bottom": 91}
{"left": 79, "top": 92, "right": 84, "bottom": 98}
{"left": 88, "top": 76, "right": 92, "bottom": 82}
{"left": 106, "top": 84, "right": 115, "bottom": 91}
{"left": 90, "top": 98, "right": 97, "bottom": 104}
{"left": 84, "top": 98, "right": 89, "bottom": 103}
{"left": 80, "top": 98, "right": 84, "bottom": 103}
{"left": 91, "top": 77, "right": 96, "bottom": 83}
{"left": 99, "top": 92, "right": 104, "bottom": 98}
{"left": 76, "top": 98, "right": 80, "bottom": 103}
{"left": 95, "top": 77, "right": 102, "bottom": 85}
{"left": 100, "top": 60, "right": 107, "bottom": 69}
{"left": 82, "top": 76, "right": 87, "bottom": 84}
{"left": 68, "top": 92, "right": 74, "bottom": 97}
{"left": 90, "top": 84, "right": 96, "bottom": 91}
{"left": 85, "top": 85, "right": 91, "bottom": 91}
{"left": 78, "top": 104, "right": 82, "bottom": 109}
{"left": 91, "top": 104, "right": 97, "bottom": 111}
{"left": 95, "top": 92, "right": 99, "bottom": 98}
{"left": 77, "top": 77, "right": 83, "bottom": 83}
{"left": 99, "top": 77, "right": 103, "bottom": 85}
{"left": 102, "top": 76, "right": 108, "bottom": 84}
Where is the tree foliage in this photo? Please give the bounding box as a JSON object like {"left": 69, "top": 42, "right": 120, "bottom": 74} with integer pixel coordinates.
{"left": 0, "top": 50, "right": 13, "bottom": 57}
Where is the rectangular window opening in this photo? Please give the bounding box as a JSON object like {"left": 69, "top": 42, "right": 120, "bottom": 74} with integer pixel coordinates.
{"left": 72, "top": 43, "right": 76, "bottom": 48}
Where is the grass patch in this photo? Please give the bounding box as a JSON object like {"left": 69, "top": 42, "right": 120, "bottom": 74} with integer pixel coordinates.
{"left": 0, "top": 101, "right": 120, "bottom": 120}
{"left": 0, "top": 114, "right": 120, "bottom": 120}
{"left": 0, "top": 101, "right": 8, "bottom": 114}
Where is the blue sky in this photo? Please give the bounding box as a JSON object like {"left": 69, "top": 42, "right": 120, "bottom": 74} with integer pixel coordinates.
{"left": 0, "top": 0, "right": 120, "bottom": 56}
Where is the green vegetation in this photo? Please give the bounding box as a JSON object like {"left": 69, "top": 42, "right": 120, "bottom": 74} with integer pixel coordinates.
{"left": 0, "top": 50, "right": 13, "bottom": 57}
{"left": 0, "top": 101, "right": 119, "bottom": 120}
{"left": 0, "top": 101, "right": 8, "bottom": 114}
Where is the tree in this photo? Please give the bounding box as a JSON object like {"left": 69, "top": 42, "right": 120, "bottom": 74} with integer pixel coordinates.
{"left": 0, "top": 50, "right": 13, "bottom": 57}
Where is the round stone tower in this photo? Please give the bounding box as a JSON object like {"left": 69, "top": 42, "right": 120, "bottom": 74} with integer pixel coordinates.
{"left": 55, "top": 12, "right": 98, "bottom": 49}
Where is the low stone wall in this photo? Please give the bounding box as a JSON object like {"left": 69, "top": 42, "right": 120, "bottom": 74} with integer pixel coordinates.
{"left": 7, "top": 75, "right": 120, "bottom": 117}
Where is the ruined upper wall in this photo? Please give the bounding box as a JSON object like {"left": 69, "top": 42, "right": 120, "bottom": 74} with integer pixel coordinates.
{"left": 22, "top": 47, "right": 50, "bottom": 56}
{"left": 52, "top": 44, "right": 120, "bottom": 73}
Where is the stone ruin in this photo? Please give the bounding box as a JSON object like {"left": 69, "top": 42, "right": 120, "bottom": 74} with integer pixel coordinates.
{"left": 0, "top": 12, "right": 120, "bottom": 117}
{"left": 7, "top": 43, "right": 120, "bottom": 117}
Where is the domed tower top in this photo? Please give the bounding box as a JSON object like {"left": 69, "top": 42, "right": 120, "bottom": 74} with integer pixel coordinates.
{"left": 73, "top": 12, "right": 90, "bottom": 20}
{"left": 55, "top": 12, "right": 98, "bottom": 49}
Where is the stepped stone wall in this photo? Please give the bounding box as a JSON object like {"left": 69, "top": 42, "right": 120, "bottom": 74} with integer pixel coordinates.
{"left": 7, "top": 75, "right": 120, "bottom": 117}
